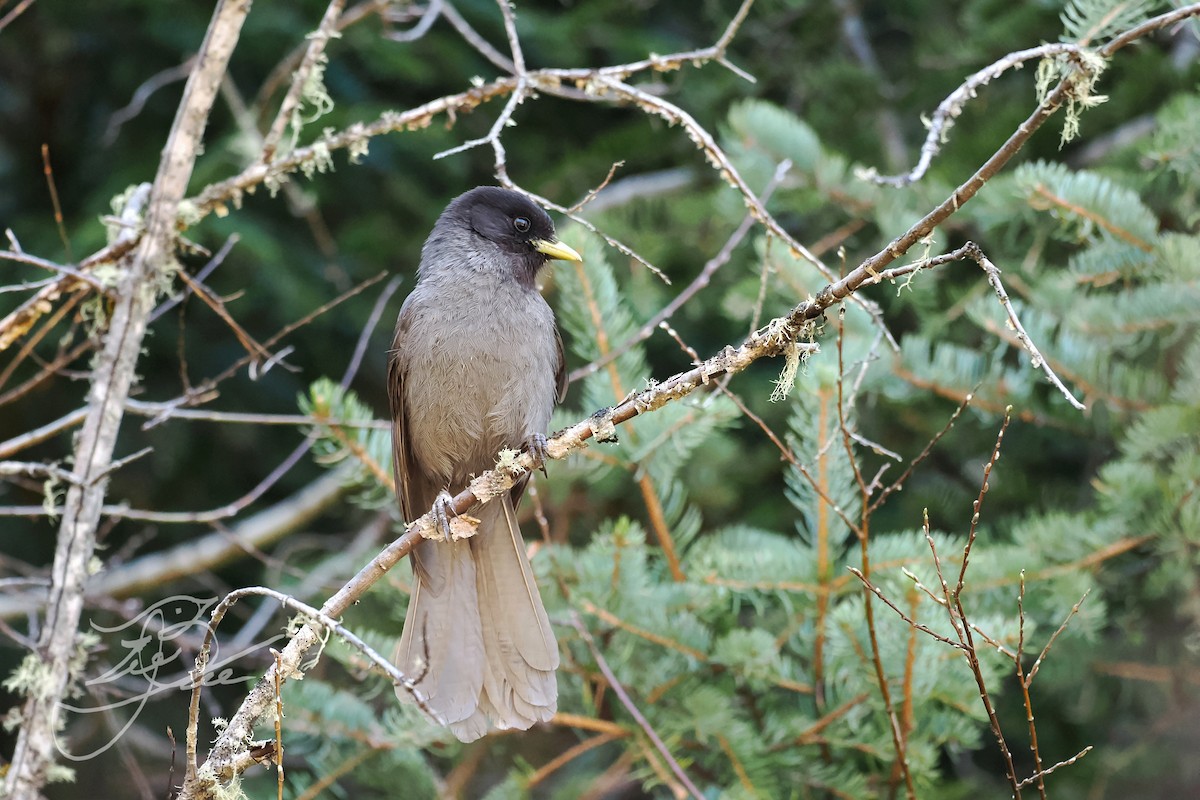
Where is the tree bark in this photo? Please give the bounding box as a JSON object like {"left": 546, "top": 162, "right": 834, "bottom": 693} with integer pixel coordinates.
{"left": 2, "top": 2, "right": 252, "bottom": 796}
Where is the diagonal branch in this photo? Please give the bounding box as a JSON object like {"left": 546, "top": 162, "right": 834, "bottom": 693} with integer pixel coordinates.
{"left": 568, "top": 614, "right": 704, "bottom": 800}
{"left": 261, "top": 0, "right": 347, "bottom": 162}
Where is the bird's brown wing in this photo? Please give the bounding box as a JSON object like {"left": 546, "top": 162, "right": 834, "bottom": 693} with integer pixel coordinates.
{"left": 387, "top": 307, "right": 421, "bottom": 523}
{"left": 391, "top": 303, "right": 489, "bottom": 733}
{"left": 553, "top": 325, "right": 567, "bottom": 404}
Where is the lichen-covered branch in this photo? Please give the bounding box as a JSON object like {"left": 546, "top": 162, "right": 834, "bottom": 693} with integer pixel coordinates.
{"left": 1, "top": 2, "right": 253, "bottom": 796}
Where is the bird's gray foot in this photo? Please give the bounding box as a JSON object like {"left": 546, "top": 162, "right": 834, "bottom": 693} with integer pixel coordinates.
{"left": 433, "top": 490, "right": 457, "bottom": 538}
{"left": 526, "top": 432, "right": 550, "bottom": 477}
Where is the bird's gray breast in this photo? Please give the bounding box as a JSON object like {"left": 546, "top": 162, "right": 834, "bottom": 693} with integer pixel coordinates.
{"left": 399, "top": 276, "right": 559, "bottom": 485}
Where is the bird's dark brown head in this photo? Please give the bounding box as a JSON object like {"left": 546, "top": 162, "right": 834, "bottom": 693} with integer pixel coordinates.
{"left": 436, "top": 187, "right": 582, "bottom": 285}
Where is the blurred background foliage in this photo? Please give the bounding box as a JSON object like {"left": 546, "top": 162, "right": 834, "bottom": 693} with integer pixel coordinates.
{"left": 1, "top": 0, "right": 1198, "bottom": 798}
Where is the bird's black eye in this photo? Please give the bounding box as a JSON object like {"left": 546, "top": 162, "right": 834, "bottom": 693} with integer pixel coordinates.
{"left": 513, "top": 216, "right": 531, "bottom": 233}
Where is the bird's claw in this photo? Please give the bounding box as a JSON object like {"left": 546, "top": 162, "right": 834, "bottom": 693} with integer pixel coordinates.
{"left": 433, "top": 491, "right": 457, "bottom": 539}
{"left": 526, "top": 433, "right": 550, "bottom": 477}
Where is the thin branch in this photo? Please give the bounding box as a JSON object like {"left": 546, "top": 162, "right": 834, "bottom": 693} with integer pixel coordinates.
{"left": 567, "top": 160, "right": 625, "bottom": 213}
{"left": 1017, "top": 746, "right": 1094, "bottom": 789}
{"left": 569, "top": 159, "right": 792, "bottom": 384}
{"left": 440, "top": 1, "right": 513, "bottom": 72}
{"left": 847, "top": 567, "right": 965, "bottom": 650}
{"left": 187, "top": 0, "right": 763, "bottom": 237}
{"left": 432, "top": 0, "right": 529, "bottom": 171}
{"left": 946, "top": 412, "right": 1023, "bottom": 798}
{"left": 0, "top": 292, "right": 83, "bottom": 394}
{"left": 103, "top": 55, "right": 198, "bottom": 146}
{"left": 382, "top": 0, "right": 442, "bottom": 43}
{"left": 1027, "top": 589, "right": 1091, "bottom": 685}
{"left": 576, "top": 167, "right": 697, "bottom": 215}
{"left": 0, "top": 470, "right": 348, "bottom": 620}
{"left": 568, "top": 614, "right": 704, "bottom": 800}
{"left": 272, "top": 650, "right": 285, "bottom": 799}
{"left": 40, "top": 145, "right": 72, "bottom": 262}
{"left": 0, "top": 202, "right": 146, "bottom": 354}
{"left": 955, "top": 408, "right": 1010, "bottom": 598}
{"left": 865, "top": 43, "right": 1081, "bottom": 187}
{"left": 141, "top": 271, "right": 386, "bottom": 430}
{"left": 496, "top": 0, "right": 525, "bottom": 74}
{"left": 0, "top": 0, "right": 34, "bottom": 34}
{"left": 970, "top": 245, "right": 1085, "bottom": 409}
{"left": 149, "top": 233, "right": 240, "bottom": 323}
{"left": 174, "top": 269, "right": 273, "bottom": 364}
{"left": 344, "top": 275, "right": 404, "bottom": 388}
{"left": 129, "top": 403, "right": 389, "bottom": 429}
{"left": 184, "top": 585, "right": 436, "bottom": 787}
{"left": 513, "top": 184, "right": 671, "bottom": 284}
{"left": 261, "top": 0, "right": 347, "bottom": 163}
{"left": 1015, "top": 572, "right": 1048, "bottom": 799}
{"left": 0, "top": 408, "right": 88, "bottom": 460}
{"left": 870, "top": 386, "right": 975, "bottom": 514}
{"left": 253, "top": 0, "right": 388, "bottom": 117}
{"left": 0, "top": 250, "right": 110, "bottom": 293}
{"left": 526, "top": 732, "right": 624, "bottom": 790}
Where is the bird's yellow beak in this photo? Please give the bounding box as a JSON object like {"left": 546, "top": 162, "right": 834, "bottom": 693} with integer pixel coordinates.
{"left": 532, "top": 238, "right": 583, "bottom": 262}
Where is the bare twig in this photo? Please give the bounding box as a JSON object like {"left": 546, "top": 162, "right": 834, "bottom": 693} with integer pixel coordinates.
{"left": 272, "top": 650, "right": 285, "bottom": 800}
{"left": 971, "top": 245, "right": 1085, "bottom": 409}
{"left": 149, "top": 234, "right": 240, "bottom": 322}
{"left": 0, "top": 189, "right": 146, "bottom": 354}
{"left": 261, "top": 0, "right": 346, "bottom": 163}
{"left": 140, "top": 270, "right": 387, "bottom": 430}
{"left": 0, "top": 0, "right": 35, "bottom": 34}
{"left": 569, "top": 159, "right": 792, "bottom": 384}
{"left": 568, "top": 160, "right": 625, "bottom": 213}
{"left": 526, "top": 732, "right": 625, "bottom": 789}
{"left": 131, "top": 403, "right": 390, "bottom": 429}
{"left": 103, "top": 56, "right": 199, "bottom": 146}
{"left": 435, "top": 0, "right": 531, "bottom": 173}
{"left": 382, "top": 0, "right": 442, "bottom": 43}
{"left": 512, "top": 184, "right": 671, "bottom": 284}
{"left": 344, "top": 275, "right": 404, "bottom": 388}
{"left": 0, "top": 250, "right": 110, "bottom": 293}
{"left": 847, "top": 567, "right": 964, "bottom": 651}
{"left": 187, "top": 0, "right": 764, "bottom": 258}
{"left": 1015, "top": 573, "right": 1048, "bottom": 799}
{"left": 1017, "top": 746, "right": 1094, "bottom": 788}
{"left": 0, "top": 469, "right": 349, "bottom": 620}
{"left": 569, "top": 614, "right": 704, "bottom": 800}
{"left": 870, "top": 388, "right": 975, "bottom": 514}
{"left": 184, "top": 585, "right": 435, "bottom": 787}
{"left": 946, "top": 411, "right": 1023, "bottom": 797}
{"left": 174, "top": 269, "right": 273, "bottom": 364}
{"left": 0, "top": 270, "right": 386, "bottom": 464}
{"left": 1027, "top": 589, "right": 1091, "bottom": 685}
{"left": 40, "top": 145, "right": 72, "bottom": 262}
{"left": 577, "top": 168, "right": 697, "bottom": 215}
{"left": 253, "top": 0, "right": 388, "bottom": 117}
{"left": 440, "top": 1, "right": 513, "bottom": 72}
{"left": 0, "top": 292, "right": 83, "bottom": 394}
{"left": 865, "top": 43, "right": 1082, "bottom": 187}
{"left": 837, "top": 304, "right": 916, "bottom": 799}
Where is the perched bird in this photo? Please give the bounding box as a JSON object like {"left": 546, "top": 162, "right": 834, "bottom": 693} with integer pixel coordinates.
{"left": 388, "top": 186, "right": 581, "bottom": 742}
